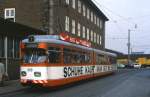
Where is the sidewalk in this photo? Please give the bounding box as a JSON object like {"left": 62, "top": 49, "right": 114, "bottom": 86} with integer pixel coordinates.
{"left": 0, "top": 80, "right": 25, "bottom": 95}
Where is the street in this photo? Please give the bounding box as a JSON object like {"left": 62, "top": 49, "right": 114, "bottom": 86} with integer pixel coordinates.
{"left": 0, "top": 69, "right": 150, "bottom": 97}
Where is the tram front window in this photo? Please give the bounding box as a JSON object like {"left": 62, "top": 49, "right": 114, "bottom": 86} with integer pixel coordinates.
{"left": 23, "top": 48, "right": 47, "bottom": 64}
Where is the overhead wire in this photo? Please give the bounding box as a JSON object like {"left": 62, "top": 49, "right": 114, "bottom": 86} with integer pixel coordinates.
{"left": 106, "top": 37, "right": 128, "bottom": 40}
{"left": 92, "top": 0, "right": 137, "bottom": 25}
{"left": 92, "top": 0, "right": 125, "bottom": 39}
{"left": 92, "top": 0, "right": 130, "bottom": 40}
{"left": 92, "top": 0, "right": 150, "bottom": 53}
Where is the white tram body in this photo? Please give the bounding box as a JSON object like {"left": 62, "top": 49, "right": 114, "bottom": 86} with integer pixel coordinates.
{"left": 20, "top": 33, "right": 117, "bottom": 87}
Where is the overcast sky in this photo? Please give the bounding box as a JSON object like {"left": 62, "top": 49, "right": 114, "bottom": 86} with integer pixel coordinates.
{"left": 93, "top": 0, "right": 150, "bottom": 54}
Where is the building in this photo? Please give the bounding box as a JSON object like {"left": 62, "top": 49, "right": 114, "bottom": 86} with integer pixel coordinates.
{"left": 0, "top": 0, "right": 108, "bottom": 79}
{"left": 0, "top": 0, "right": 108, "bottom": 49}
{"left": 0, "top": 17, "right": 45, "bottom": 80}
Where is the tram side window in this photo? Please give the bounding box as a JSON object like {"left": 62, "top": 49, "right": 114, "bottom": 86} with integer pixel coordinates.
{"left": 63, "top": 48, "right": 91, "bottom": 64}
{"left": 81, "top": 53, "right": 91, "bottom": 64}
{"left": 96, "top": 54, "right": 103, "bottom": 64}
{"left": 109, "top": 57, "right": 116, "bottom": 64}
{"left": 80, "top": 54, "right": 85, "bottom": 64}
{"left": 96, "top": 54, "right": 109, "bottom": 65}
{"left": 72, "top": 51, "right": 81, "bottom": 64}
{"left": 48, "top": 47, "right": 61, "bottom": 63}
{"left": 64, "top": 49, "right": 72, "bottom": 64}
{"left": 105, "top": 56, "right": 110, "bottom": 65}
{"left": 63, "top": 49, "right": 79, "bottom": 64}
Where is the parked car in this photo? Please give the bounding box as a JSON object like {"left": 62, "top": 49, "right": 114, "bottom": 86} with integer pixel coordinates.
{"left": 125, "top": 64, "right": 134, "bottom": 68}
{"left": 117, "top": 64, "right": 125, "bottom": 69}
{"left": 0, "top": 62, "right": 5, "bottom": 86}
{"left": 133, "top": 63, "right": 141, "bottom": 68}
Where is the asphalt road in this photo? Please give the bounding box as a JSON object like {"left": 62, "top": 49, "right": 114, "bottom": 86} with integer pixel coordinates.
{"left": 1, "top": 69, "right": 150, "bottom": 97}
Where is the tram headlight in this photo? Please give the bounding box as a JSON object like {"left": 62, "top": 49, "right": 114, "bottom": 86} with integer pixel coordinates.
{"left": 21, "top": 71, "right": 27, "bottom": 76}
{"left": 34, "top": 72, "right": 41, "bottom": 77}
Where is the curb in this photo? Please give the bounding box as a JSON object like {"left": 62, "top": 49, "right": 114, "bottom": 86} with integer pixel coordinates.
{"left": 0, "top": 80, "right": 26, "bottom": 95}
{"left": 0, "top": 87, "right": 26, "bottom": 96}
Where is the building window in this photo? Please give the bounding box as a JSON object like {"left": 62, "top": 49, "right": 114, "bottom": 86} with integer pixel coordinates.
{"left": 72, "top": 19, "right": 76, "bottom": 34}
{"left": 87, "top": 8, "right": 90, "bottom": 19}
{"left": 83, "top": 4, "right": 86, "bottom": 16}
{"left": 65, "top": 0, "right": 70, "bottom": 5}
{"left": 97, "top": 18, "right": 100, "bottom": 27}
{"left": 72, "top": 0, "right": 76, "bottom": 9}
{"left": 82, "top": 26, "right": 86, "bottom": 38}
{"left": 99, "top": 35, "right": 102, "bottom": 45}
{"left": 94, "top": 15, "right": 97, "bottom": 24}
{"left": 91, "top": 12, "right": 93, "bottom": 22}
{"left": 97, "top": 34, "right": 99, "bottom": 44}
{"left": 65, "top": 16, "right": 70, "bottom": 32}
{"left": 87, "top": 28, "right": 90, "bottom": 40}
{"left": 4, "top": 8, "right": 15, "bottom": 22}
{"left": 78, "top": 0, "right": 82, "bottom": 13}
{"left": 78, "top": 23, "right": 81, "bottom": 36}
{"left": 100, "top": 19, "right": 103, "bottom": 29}
{"left": 91, "top": 30, "right": 93, "bottom": 42}
{"left": 94, "top": 32, "right": 97, "bottom": 43}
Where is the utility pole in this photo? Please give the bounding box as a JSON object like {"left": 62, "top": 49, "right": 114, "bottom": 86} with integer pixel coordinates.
{"left": 127, "top": 29, "right": 131, "bottom": 65}
{"left": 127, "top": 24, "right": 137, "bottom": 66}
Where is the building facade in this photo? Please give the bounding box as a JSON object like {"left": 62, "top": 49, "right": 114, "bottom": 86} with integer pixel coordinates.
{"left": 0, "top": 0, "right": 108, "bottom": 50}
{"left": 0, "top": 0, "right": 108, "bottom": 79}
{"left": 0, "top": 18, "right": 45, "bottom": 80}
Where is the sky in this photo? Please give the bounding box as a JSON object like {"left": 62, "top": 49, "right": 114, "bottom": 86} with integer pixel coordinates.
{"left": 93, "top": 0, "right": 150, "bottom": 54}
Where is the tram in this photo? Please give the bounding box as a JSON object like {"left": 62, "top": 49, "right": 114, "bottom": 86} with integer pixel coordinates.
{"left": 20, "top": 32, "right": 117, "bottom": 87}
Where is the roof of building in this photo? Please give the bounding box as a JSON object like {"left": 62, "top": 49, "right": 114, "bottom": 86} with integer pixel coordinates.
{"left": 0, "top": 17, "right": 46, "bottom": 37}
{"left": 87, "top": 0, "right": 109, "bottom": 21}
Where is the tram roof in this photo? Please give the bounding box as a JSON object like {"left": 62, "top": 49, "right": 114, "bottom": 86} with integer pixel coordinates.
{"left": 22, "top": 35, "right": 117, "bottom": 57}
